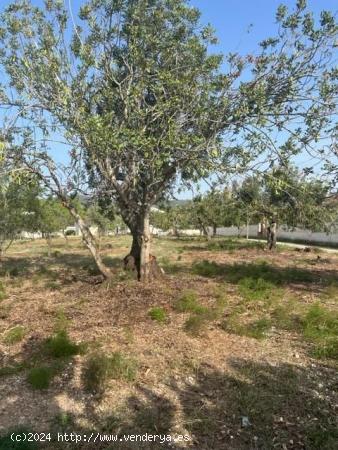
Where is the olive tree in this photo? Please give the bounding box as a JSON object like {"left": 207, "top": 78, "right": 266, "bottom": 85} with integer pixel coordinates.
{"left": 0, "top": 0, "right": 337, "bottom": 280}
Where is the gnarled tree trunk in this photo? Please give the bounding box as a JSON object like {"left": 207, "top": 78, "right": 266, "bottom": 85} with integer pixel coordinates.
{"left": 124, "top": 210, "right": 162, "bottom": 281}
{"left": 267, "top": 221, "right": 277, "bottom": 251}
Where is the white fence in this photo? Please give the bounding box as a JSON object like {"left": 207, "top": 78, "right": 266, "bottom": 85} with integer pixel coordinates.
{"left": 215, "top": 225, "right": 338, "bottom": 245}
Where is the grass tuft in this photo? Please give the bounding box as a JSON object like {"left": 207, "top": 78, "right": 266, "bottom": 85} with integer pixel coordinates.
{"left": 174, "top": 290, "right": 205, "bottom": 313}
{"left": 238, "top": 277, "right": 281, "bottom": 303}
{"left": 3, "top": 326, "right": 25, "bottom": 344}
{"left": 27, "top": 366, "right": 54, "bottom": 390}
{"left": 221, "top": 316, "right": 272, "bottom": 340}
{"left": 184, "top": 315, "right": 208, "bottom": 337}
{"left": 83, "top": 353, "right": 113, "bottom": 393}
{"left": 45, "top": 330, "right": 81, "bottom": 358}
{"left": 148, "top": 307, "right": 167, "bottom": 323}
{"left": 109, "top": 352, "right": 138, "bottom": 382}
{"left": 83, "top": 352, "right": 138, "bottom": 393}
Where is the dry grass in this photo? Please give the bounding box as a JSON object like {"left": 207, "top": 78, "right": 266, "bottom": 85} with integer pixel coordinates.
{"left": 0, "top": 236, "right": 337, "bottom": 449}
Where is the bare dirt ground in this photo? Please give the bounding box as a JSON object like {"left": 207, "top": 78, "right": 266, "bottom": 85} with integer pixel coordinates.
{"left": 0, "top": 236, "right": 337, "bottom": 449}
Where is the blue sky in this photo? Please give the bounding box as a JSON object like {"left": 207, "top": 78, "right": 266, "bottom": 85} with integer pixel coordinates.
{"left": 1, "top": 1, "right": 337, "bottom": 198}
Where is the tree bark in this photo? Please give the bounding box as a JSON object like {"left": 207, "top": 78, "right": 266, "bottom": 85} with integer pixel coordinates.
{"left": 46, "top": 234, "right": 52, "bottom": 257}
{"left": 67, "top": 205, "right": 112, "bottom": 279}
{"left": 267, "top": 221, "right": 277, "bottom": 251}
{"left": 124, "top": 210, "right": 162, "bottom": 281}
{"left": 140, "top": 212, "right": 151, "bottom": 281}
{"left": 212, "top": 224, "right": 217, "bottom": 237}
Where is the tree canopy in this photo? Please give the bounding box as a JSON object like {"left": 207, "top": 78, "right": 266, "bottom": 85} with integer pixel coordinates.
{"left": 0, "top": 0, "right": 337, "bottom": 279}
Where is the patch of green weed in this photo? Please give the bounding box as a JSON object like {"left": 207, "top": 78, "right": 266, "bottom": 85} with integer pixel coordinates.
{"left": 301, "top": 303, "right": 338, "bottom": 360}
{"left": 45, "top": 331, "right": 82, "bottom": 358}
{"left": 3, "top": 326, "right": 25, "bottom": 344}
{"left": 148, "top": 307, "right": 167, "bottom": 323}
{"left": 174, "top": 290, "right": 205, "bottom": 313}
{"left": 221, "top": 316, "right": 271, "bottom": 340}
{"left": 238, "top": 277, "right": 281, "bottom": 303}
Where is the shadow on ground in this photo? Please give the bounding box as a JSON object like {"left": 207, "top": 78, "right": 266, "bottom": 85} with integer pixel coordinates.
{"left": 1, "top": 356, "right": 337, "bottom": 449}
{"left": 191, "top": 259, "right": 338, "bottom": 288}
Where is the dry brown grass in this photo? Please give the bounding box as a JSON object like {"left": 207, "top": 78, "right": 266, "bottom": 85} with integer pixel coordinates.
{"left": 0, "top": 236, "right": 337, "bottom": 449}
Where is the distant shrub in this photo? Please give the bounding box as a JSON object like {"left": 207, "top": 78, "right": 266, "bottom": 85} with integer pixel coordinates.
{"left": 83, "top": 352, "right": 137, "bottom": 393}
{"left": 3, "top": 326, "right": 25, "bottom": 344}
{"left": 27, "top": 366, "right": 54, "bottom": 390}
{"left": 148, "top": 307, "right": 167, "bottom": 323}
{"left": 45, "top": 331, "right": 81, "bottom": 358}
{"left": 65, "top": 229, "right": 76, "bottom": 236}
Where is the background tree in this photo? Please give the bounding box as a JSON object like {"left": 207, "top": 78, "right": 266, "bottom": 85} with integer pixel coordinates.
{"left": 150, "top": 204, "right": 191, "bottom": 237}
{"left": 37, "top": 197, "right": 73, "bottom": 256}
{"left": 0, "top": 175, "right": 41, "bottom": 258}
{"left": 0, "top": 0, "right": 337, "bottom": 280}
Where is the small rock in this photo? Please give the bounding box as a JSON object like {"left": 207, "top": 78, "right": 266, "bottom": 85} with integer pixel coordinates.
{"left": 241, "top": 416, "right": 251, "bottom": 427}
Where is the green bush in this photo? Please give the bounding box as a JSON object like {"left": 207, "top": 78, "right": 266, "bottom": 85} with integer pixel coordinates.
{"left": 27, "top": 366, "right": 54, "bottom": 390}
{"left": 148, "top": 307, "right": 167, "bottom": 323}
{"left": 3, "top": 326, "right": 25, "bottom": 344}
{"left": 45, "top": 331, "right": 81, "bottom": 358}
